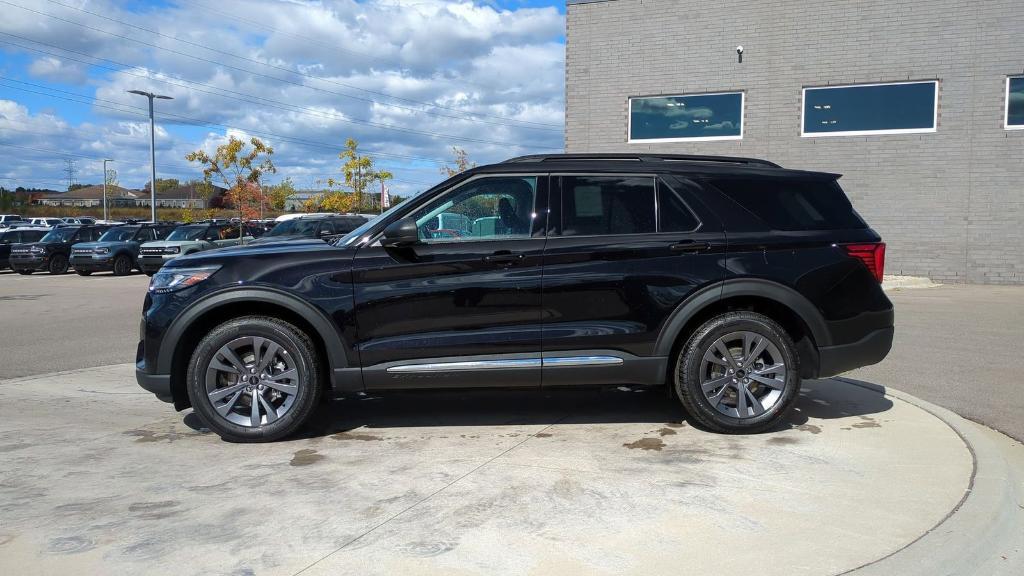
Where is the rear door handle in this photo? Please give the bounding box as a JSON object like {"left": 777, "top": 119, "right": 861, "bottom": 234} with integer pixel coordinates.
{"left": 483, "top": 252, "right": 525, "bottom": 264}
{"left": 669, "top": 240, "right": 711, "bottom": 253}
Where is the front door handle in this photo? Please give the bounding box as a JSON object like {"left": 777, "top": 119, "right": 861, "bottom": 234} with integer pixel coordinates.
{"left": 483, "top": 251, "right": 525, "bottom": 264}
{"left": 669, "top": 240, "right": 711, "bottom": 253}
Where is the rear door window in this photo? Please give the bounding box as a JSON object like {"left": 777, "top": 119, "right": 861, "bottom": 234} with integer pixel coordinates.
{"left": 658, "top": 180, "right": 701, "bottom": 232}
{"left": 560, "top": 175, "right": 656, "bottom": 236}
{"left": 136, "top": 228, "right": 157, "bottom": 242}
{"left": 708, "top": 177, "right": 867, "bottom": 230}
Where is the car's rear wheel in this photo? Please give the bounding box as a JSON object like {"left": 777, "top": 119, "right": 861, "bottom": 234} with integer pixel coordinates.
{"left": 48, "top": 254, "right": 69, "bottom": 275}
{"left": 76, "top": 270, "right": 93, "bottom": 276}
{"left": 675, "top": 311, "right": 800, "bottom": 434}
{"left": 17, "top": 270, "right": 32, "bottom": 275}
{"left": 186, "top": 316, "right": 321, "bottom": 442}
{"left": 112, "top": 254, "right": 132, "bottom": 276}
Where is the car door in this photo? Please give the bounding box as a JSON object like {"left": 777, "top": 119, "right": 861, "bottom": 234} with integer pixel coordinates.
{"left": 352, "top": 174, "right": 548, "bottom": 390}
{"left": 540, "top": 173, "right": 726, "bottom": 387}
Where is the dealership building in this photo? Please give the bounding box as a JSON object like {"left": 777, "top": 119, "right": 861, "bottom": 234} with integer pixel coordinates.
{"left": 565, "top": 0, "right": 1024, "bottom": 284}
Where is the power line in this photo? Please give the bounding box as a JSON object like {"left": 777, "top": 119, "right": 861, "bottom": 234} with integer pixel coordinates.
{"left": 16, "top": 0, "right": 561, "bottom": 131}
{"left": 0, "top": 36, "right": 554, "bottom": 156}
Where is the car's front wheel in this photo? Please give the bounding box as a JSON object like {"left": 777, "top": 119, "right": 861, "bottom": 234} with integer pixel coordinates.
{"left": 675, "top": 311, "right": 800, "bottom": 433}
{"left": 112, "top": 254, "right": 132, "bottom": 276}
{"left": 186, "top": 316, "right": 321, "bottom": 442}
{"left": 48, "top": 254, "right": 69, "bottom": 275}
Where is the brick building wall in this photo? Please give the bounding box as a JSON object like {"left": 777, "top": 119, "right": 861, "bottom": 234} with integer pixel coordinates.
{"left": 565, "top": 0, "right": 1024, "bottom": 283}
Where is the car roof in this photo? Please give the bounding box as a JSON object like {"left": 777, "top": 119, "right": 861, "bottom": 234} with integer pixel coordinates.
{"left": 485, "top": 153, "right": 840, "bottom": 180}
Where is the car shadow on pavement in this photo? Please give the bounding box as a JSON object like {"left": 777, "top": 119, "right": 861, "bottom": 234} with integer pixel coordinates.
{"left": 178, "top": 377, "right": 893, "bottom": 440}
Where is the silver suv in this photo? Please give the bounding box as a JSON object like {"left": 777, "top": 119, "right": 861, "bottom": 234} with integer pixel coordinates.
{"left": 137, "top": 223, "right": 256, "bottom": 275}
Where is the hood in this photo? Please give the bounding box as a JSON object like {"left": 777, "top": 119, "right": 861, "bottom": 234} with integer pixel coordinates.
{"left": 71, "top": 241, "right": 132, "bottom": 251}
{"left": 247, "top": 234, "right": 310, "bottom": 245}
{"left": 11, "top": 241, "right": 57, "bottom": 252}
{"left": 169, "top": 239, "right": 336, "bottom": 266}
{"left": 140, "top": 240, "right": 193, "bottom": 249}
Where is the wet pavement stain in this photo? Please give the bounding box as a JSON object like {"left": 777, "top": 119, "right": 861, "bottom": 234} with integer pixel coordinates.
{"left": 534, "top": 432, "right": 553, "bottom": 438}
{"left": 129, "top": 500, "right": 181, "bottom": 519}
{"left": 0, "top": 533, "right": 14, "bottom": 547}
{"left": 852, "top": 416, "right": 881, "bottom": 429}
{"left": 290, "top": 449, "right": 324, "bottom": 466}
{"left": 46, "top": 536, "right": 94, "bottom": 555}
{"left": 123, "top": 429, "right": 204, "bottom": 443}
{"left": 768, "top": 437, "right": 799, "bottom": 445}
{"left": 657, "top": 427, "right": 678, "bottom": 436}
{"left": 623, "top": 438, "right": 665, "bottom": 451}
{"left": 331, "top": 431, "right": 384, "bottom": 441}
{"left": 797, "top": 424, "right": 822, "bottom": 434}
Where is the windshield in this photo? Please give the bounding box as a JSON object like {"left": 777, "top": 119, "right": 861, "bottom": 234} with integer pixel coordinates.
{"left": 40, "top": 227, "right": 79, "bottom": 243}
{"left": 99, "top": 227, "right": 137, "bottom": 242}
{"left": 166, "top": 226, "right": 207, "bottom": 241}
{"left": 267, "top": 219, "right": 320, "bottom": 237}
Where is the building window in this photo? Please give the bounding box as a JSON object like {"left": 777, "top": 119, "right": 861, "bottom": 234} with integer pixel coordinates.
{"left": 1007, "top": 76, "right": 1024, "bottom": 130}
{"left": 802, "top": 81, "right": 938, "bottom": 137}
{"left": 628, "top": 92, "right": 744, "bottom": 142}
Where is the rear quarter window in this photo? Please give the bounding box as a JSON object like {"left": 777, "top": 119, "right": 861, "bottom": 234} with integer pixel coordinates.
{"left": 708, "top": 177, "right": 866, "bottom": 231}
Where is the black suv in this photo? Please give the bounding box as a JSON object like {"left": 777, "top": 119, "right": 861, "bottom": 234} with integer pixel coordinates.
{"left": 136, "top": 154, "right": 894, "bottom": 442}
{"left": 248, "top": 214, "right": 368, "bottom": 245}
{"left": 10, "top": 224, "right": 109, "bottom": 274}
{"left": 70, "top": 223, "right": 177, "bottom": 276}
{"left": 0, "top": 227, "right": 49, "bottom": 270}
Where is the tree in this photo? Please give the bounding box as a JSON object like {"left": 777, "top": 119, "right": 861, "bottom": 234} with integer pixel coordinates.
{"left": 68, "top": 183, "right": 93, "bottom": 192}
{"left": 441, "top": 146, "right": 476, "bottom": 178}
{"left": 266, "top": 178, "right": 296, "bottom": 211}
{"left": 143, "top": 178, "right": 180, "bottom": 194}
{"left": 326, "top": 138, "right": 392, "bottom": 212}
{"left": 104, "top": 168, "right": 119, "bottom": 189}
{"left": 186, "top": 136, "right": 276, "bottom": 223}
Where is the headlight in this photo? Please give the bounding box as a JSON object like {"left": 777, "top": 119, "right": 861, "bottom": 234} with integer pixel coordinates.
{"left": 149, "top": 265, "right": 220, "bottom": 294}
{"left": 164, "top": 246, "right": 181, "bottom": 255}
{"left": 95, "top": 247, "right": 110, "bottom": 254}
{"left": 30, "top": 246, "right": 45, "bottom": 254}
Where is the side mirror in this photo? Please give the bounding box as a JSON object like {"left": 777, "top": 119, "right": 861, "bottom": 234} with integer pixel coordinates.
{"left": 381, "top": 217, "right": 420, "bottom": 247}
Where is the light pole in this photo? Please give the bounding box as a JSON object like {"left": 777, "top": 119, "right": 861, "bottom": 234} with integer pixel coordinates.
{"left": 101, "top": 158, "right": 113, "bottom": 221}
{"left": 127, "top": 90, "right": 173, "bottom": 222}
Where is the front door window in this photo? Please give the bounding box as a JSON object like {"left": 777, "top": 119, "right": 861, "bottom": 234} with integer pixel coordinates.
{"left": 408, "top": 176, "right": 538, "bottom": 242}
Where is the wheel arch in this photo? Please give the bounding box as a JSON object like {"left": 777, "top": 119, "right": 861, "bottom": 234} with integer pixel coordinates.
{"left": 160, "top": 288, "right": 349, "bottom": 410}
{"left": 654, "top": 279, "right": 829, "bottom": 380}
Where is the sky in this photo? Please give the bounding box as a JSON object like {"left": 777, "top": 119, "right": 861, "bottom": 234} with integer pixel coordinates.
{"left": 0, "top": 0, "right": 566, "bottom": 197}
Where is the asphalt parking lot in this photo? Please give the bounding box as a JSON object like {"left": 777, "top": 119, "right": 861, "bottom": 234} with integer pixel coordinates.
{"left": 1, "top": 274, "right": 1022, "bottom": 574}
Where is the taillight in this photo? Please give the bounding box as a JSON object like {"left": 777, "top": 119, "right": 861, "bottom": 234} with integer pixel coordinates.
{"left": 841, "top": 243, "right": 885, "bottom": 283}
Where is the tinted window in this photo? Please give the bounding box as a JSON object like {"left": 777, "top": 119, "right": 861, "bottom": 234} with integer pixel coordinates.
{"left": 335, "top": 216, "right": 366, "bottom": 233}
{"left": 561, "top": 176, "right": 655, "bottom": 236}
{"left": 710, "top": 178, "right": 866, "bottom": 231}
{"left": 630, "top": 93, "right": 744, "bottom": 141}
{"left": 0, "top": 231, "right": 16, "bottom": 244}
{"left": 411, "top": 176, "right": 538, "bottom": 242}
{"left": 100, "top": 227, "right": 137, "bottom": 242}
{"left": 167, "top": 226, "right": 206, "bottom": 241}
{"left": 40, "top": 227, "right": 80, "bottom": 243}
{"left": 135, "top": 228, "right": 157, "bottom": 242}
{"left": 220, "top": 225, "right": 240, "bottom": 239}
{"left": 319, "top": 221, "right": 335, "bottom": 235}
{"left": 1007, "top": 77, "right": 1024, "bottom": 128}
{"left": 658, "top": 181, "right": 700, "bottom": 232}
{"left": 21, "top": 230, "right": 45, "bottom": 242}
{"left": 803, "top": 81, "right": 937, "bottom": 135}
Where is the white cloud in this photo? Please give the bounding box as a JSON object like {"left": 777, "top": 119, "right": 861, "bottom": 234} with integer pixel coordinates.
{"left": 0, "top": 0, "right": 566, "bottom": 197}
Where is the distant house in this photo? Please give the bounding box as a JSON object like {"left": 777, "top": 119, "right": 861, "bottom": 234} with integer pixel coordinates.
{"left": 284, "top": 192, "right": 319, "bottom": 212}
{"left": 134, "top": 183, "right": 228, "bottom": 209}
{"left": 36, "top": 185, "right": 140, "bottom": 208}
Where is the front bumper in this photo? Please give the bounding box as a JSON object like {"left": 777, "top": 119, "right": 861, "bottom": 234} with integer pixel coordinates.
{"left": 70, "top": 255, "right": 114, "bottom": 272}
{"left": 817, "top": 326, "right": 894, "bottom": 378}
{"left": 135, "top": 337, "right": 173, "bottom": 403}
{"left": 137, "top": 254, "right": 174, "bottom": 272}
{"left": 9, "top": 254, "right": 47, "bottom": 271}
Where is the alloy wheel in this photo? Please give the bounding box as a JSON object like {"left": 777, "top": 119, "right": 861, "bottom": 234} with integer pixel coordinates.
{"left": 204, "top": 336, "right": 300, "bottom": 428}
{"left": 699, "top": 331, "right": 787, "bottom": 418}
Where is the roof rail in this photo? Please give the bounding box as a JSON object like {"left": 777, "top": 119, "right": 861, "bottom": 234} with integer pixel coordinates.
{"left": 502, "top": 153, "right": 780, "bottom": 168}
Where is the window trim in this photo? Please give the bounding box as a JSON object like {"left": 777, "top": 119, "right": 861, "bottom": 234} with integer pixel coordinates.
{"left": 1006, "top": 76, "right": 1024, "bottom": 131}
{"left": 800, "top": 80, "right": 939, "bottom": 138}
{"left": 551, "top": 173, "right": 671, "bottom": 238}
{"left": 627, "top": 91, "right": 746, "bottom": 143}
{"left": 657, "top": 178, "right": 703, "bottom": 234}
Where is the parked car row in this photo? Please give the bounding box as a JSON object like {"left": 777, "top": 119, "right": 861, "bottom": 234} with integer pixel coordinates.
{"left": 2, "top": 213, "right": 369, "bottom": 276}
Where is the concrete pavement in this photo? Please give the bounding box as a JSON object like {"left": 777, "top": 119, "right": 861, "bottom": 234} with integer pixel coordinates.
{"left": 1, "top": 364, "right": 1021, "bottom": 575}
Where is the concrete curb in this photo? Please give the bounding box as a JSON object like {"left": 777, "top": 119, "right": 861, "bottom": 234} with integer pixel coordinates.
{"left": 837, "top": 378, "right": 1024, "bottom": 575}
{"left": 882, "top": 275, "right": 941, "bottom": 291}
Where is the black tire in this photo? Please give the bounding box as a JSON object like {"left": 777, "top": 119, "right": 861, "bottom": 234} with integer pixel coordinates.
{"left": 144, "top": 271, "right": 155, "bottom": 277}
{"left": 674, "top": 311, "right": 800, "bottom": 434}
{"left": 112, "top": 254, "right": 132, "bottom": 276}
{"left": 48, "top": 254, "right": 69, "bottom": 275}
{"left": 186, "top": 316, "right": 321, "bottom": 443}
{"left": 76, "top": 270, "right": 93, "bottom": 276}
{"left": 17, "top": 270, "right": 33, "bottom": 275}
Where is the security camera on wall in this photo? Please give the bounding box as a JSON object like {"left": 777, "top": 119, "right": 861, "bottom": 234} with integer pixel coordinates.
{"left": 736, "top": 45, "right": 744, "bottom": 63}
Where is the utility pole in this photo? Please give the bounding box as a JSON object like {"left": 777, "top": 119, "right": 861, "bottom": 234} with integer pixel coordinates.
{"left": 101, "top": 159, "right": 114, "bottom": 221}
{"left": 127, "top": 90, "right": 173, "bottom": 222}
